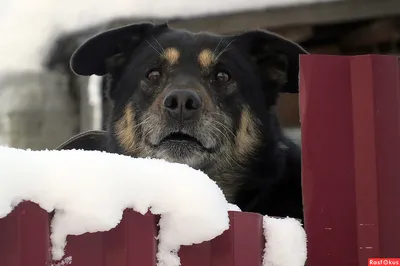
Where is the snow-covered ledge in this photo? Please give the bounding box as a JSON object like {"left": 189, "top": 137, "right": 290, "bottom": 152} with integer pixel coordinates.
{"left": 0, "top": 146, "right": 307, "bottom": 266}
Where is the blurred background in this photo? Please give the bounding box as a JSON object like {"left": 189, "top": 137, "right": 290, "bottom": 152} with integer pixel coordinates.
{"left": 0, "top": 0, "right": 399, "bottom": 150}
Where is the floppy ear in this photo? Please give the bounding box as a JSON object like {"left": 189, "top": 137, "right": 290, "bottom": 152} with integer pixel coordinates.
{"left": 235, "top": 29, "right": 308, "bottom": 95}
{"left": 70, "top": 22, "right": 157, "bottom": 76}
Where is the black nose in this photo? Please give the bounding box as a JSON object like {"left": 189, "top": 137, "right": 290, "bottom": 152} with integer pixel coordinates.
{"left": 163, "top": 89, "right": 202, "bottom": 120}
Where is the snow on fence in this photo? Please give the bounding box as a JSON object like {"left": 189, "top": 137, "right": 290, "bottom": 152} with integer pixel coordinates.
{"left": 300, "top": 54, "right": 400, "bottom": 266}
{"left": 0, "top": 147, "right": 306, "bottom": 266}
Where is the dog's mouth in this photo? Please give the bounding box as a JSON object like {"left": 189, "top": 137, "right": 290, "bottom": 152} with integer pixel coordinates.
{"left": 160, "top": 132, "right": 203, "bottom": 147}
{"left": 148, "top": 130, "right": 215, "bottom": 166}
{"left": 146, "top": 126, "right": 219, "bottom": 156}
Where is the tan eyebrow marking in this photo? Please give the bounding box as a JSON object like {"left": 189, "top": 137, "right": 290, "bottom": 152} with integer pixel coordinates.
{"left": 162, "top": 47, "right": 180, "bottom": 65}
{"left": 198, "top": 49, "right": 215, "bottom": 68}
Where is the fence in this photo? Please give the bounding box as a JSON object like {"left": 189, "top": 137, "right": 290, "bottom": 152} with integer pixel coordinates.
{"left": 0, "top": 54, "right": 399, "bottom": 266}
{"left": 0, "top": 202, "right": 264, "bottom": 266}
{"left": 300, "top": 54, "right": 400, "bottom": 266}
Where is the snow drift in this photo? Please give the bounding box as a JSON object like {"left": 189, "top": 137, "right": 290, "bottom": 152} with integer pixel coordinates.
{"left": 0, "top": 146, "right": 230, "bottom": 265}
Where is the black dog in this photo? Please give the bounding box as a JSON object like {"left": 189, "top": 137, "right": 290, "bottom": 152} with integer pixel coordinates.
{"left": 58, "top": 22, "right": 307, "bottom": 221}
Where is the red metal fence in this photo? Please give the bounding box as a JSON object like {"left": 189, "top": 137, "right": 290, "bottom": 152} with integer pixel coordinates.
{"left": 0, "top": 54, "right": 399, "bottom": 266}
{"left": 0, "top": 202, "right": 264, "bottom": 266}
{"left": 300, "top": 54, "right": 400, "bottom": 266}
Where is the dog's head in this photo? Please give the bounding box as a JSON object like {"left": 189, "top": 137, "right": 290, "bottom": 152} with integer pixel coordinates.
{"left": 70, "top": 22, "right": 306, "bottom": 171}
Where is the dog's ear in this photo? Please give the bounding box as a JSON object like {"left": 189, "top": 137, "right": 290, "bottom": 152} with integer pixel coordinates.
{"left": 235, "top": 29, "right": 308, "bottom": 96}
{"left": 70, "top": 22, "right": 157, "bottom": 76}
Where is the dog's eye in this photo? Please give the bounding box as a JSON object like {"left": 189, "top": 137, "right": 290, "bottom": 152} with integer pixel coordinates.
{"left": 147, "top": 69, "right": 161, "bottom": 80}
{"left": 215, "top": 71, "right": 230, "bottom": 82}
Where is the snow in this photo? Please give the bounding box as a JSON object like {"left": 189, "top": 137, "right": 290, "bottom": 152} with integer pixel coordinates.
{"left": 262, "top": 216, "right": 307, "bottom": 266}
{"left": 284, "top": 127, "right": 302, "bottom": 146}
{"left": 0, "top": 146, "right": 307, "bottom": 266}
{"left": 52, "top": 256, "right": 72, "bottom": 266}
{"left": 0, "top": 146, "right": 231, "bottom": 265}
{"left": 227, "top": 202, "right": 242, "bottom": 211}
{"left": 0, "top": 0, "right": 340, "bottom": 75}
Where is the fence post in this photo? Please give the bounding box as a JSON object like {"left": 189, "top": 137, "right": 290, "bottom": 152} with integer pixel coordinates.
{"left": 0, "top": 202, "right": 51, "bottom": 266}
{"left": 300, "top": 54, "right": 400, "bottom": 266}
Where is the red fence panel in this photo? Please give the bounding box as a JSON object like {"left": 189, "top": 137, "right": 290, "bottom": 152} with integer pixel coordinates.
{"left": 0, "top": 202, "right": 51, "bottom": 266}
{"left": 300, "top": 54, "right": 400, "bottom": 266}
{"left": 0, "top": 202, "right": 265, "bottom": 266}
{"left": 179, "top": 211, "right": 264, "bottom": 266}
{"left": 64, "top": 210, "right": 158, "bottom": 266}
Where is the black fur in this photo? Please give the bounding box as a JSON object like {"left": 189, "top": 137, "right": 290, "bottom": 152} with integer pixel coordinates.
{"left": 59, "top": 22, "right": 307, "bottom": 222}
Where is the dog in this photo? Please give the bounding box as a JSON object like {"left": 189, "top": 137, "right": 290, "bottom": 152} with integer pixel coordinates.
{"left": 57, "top": 22, "right": 307, "bottom": 221}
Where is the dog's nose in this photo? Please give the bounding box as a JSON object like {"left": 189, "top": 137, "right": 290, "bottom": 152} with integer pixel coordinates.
{"left": 163, "top": 89, "right": 202, "bottom": 120}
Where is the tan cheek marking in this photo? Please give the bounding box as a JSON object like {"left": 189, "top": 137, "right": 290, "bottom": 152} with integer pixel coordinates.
{"left": 235, "top": 106, "right": 261, "bottom": 159}
{"left": 198, "top": 49, "right": 215, "bottom": 68}
{"left": 162, "top": 47, "right": 180, "bottom": 65}
{"left": 115, "top": 103, "right": 136, "bottom": 152}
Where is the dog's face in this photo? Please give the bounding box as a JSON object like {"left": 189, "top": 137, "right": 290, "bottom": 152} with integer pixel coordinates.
{"left": 70, "top": 23, "right": 306, "bottom": 172}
